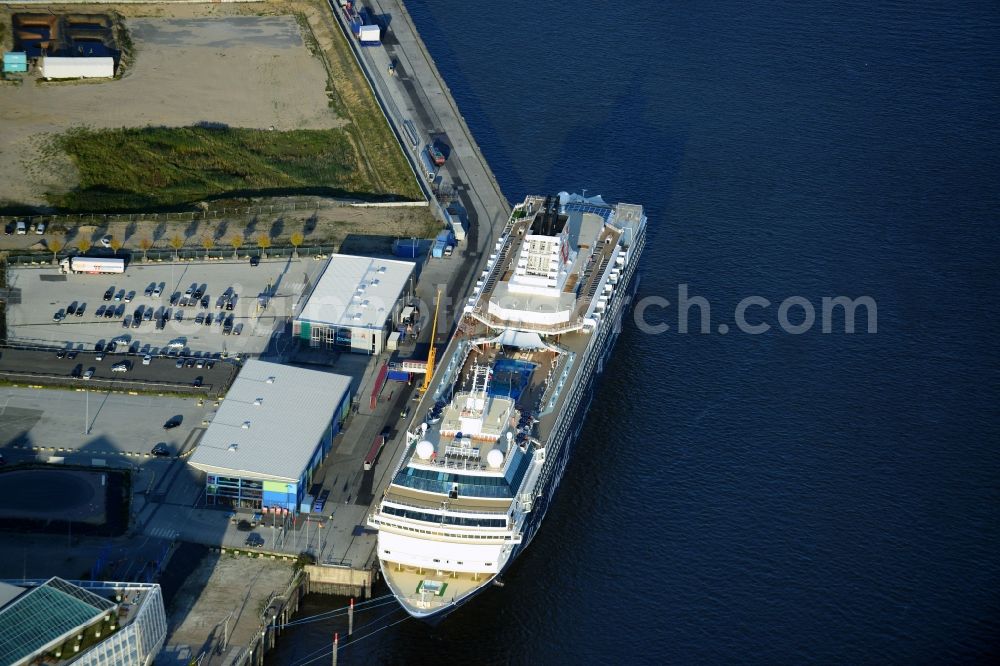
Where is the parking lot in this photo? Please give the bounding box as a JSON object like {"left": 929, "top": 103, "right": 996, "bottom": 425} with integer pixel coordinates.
{"left": 0, "top": 385, "right": 211, "bottom": 461}
{"left": 5, "top": 256, "right": 330, "bottom": 356}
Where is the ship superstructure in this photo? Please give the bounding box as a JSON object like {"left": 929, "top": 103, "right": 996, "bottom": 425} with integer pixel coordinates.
{"left": 368, "top": 192, "right": 646, "bottom": 619}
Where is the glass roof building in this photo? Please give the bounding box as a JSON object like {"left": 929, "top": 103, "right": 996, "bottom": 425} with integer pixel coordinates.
{"left": 0, "top": 578, "right": 166, "bottom": 665}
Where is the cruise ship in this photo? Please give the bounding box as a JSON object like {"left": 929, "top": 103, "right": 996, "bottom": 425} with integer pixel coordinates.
{"left": 368, "top": 192, "right": 646, "bottom": 620}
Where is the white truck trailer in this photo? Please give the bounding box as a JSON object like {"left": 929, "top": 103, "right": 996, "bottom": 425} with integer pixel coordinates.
{"left": 60, "top": 257, "right": 125, "bottom": 274}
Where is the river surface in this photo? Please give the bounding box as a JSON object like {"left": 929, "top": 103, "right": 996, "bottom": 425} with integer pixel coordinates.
{"left": 268, "top": 1, "right": 999, "bottom": 663}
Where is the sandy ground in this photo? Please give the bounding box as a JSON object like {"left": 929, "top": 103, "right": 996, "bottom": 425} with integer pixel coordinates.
{"left": 0, "top": 11, "right": 341, "bottom": 207}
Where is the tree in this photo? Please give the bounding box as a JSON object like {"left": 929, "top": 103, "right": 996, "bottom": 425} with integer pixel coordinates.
{"left": 230, "top": 234, "right": 244, "bottom": 259}
{"left": 76, "top": 237, "right": 92, "bottom": 254}
{"left": 109, "top": 236, "right": 123, "bottom": 255}
{"left": 168, "top": 234, "right": 184, "bottom": 260}
{"left": 138, "top": 237, "right": 152, "bottom": 262}
{"left": 201, "top": 235, "right": 215, "bottom": 258}
{"left": 290, "top": 231, "right": 304, "bottom": 258}
{"left": 257, "top": 234, "right": 271, "bottom": 259}
{"left": 47, "top": 235, "right": 64, "bottom": 264}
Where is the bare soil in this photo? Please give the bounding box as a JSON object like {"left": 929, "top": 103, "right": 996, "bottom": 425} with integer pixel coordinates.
{"left": 0, "top": 4, "right": 341, "bottom": 207}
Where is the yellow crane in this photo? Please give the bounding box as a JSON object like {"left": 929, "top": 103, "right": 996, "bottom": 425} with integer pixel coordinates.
{"left": 421, "top": 288, "right": 443, "bottom": 394}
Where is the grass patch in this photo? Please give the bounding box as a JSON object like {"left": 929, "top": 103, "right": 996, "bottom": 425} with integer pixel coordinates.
{"left": 51, "top": 126, "right": 415, "bottom": 212}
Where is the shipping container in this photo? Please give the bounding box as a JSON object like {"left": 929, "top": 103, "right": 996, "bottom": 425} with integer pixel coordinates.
{"left": 387, "top": 369, "right": 411, "bottom": 382}
{"left": 444, "top": 208, "right": 466, "bottom": 243}
{"left": 359, "top": 25, "right": 381, "bottom": 44}
{"left": 40, "top": 56, "right": 114, "bottom": 79}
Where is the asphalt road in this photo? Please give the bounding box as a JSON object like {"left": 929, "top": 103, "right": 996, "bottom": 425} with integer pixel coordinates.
{"left": 0, "top": 346, "right": 238, "bottom": 397}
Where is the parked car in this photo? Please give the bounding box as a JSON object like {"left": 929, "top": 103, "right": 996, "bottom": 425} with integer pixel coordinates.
{"left": 143, "top": 354, "right": 152, "bottom": 365}
{"left": 4, "top": 222, "right": 14, "bottom": 235}
{"left": 234, "top": 324, "right": 243, "bottom": 336}
{"left": 153, "top": 284, "right": 162, "bottom": 297}
{"left": 131, "top": 316, "right": 141, "bottom": 329}
{"left": 124, "top": 290, "right": 135, "bottom": 303}
{"left": 200, "top": 295, "right": 210, "bottom": 308}
{"left": 53, "top": 310, "right": 64, "bottom": 322}
{"left": 163, "top": 418, "right": 181, "bottom": 430}
{"left": 236, "top": 520, "right": 253, "bottom": 532}
{"left": 101, "top": 235, "right": 112, "bottom": 248}
{"left": 104, "top": 307, "right": 115, "bottom": 319}
{"left": 144, "top": 283, "right": 155, "bottom": 297}
{"left": 204, "top": 313, "right": 213, "bottom": 326}
{"left": 175, "top": 359, "right": 185, "bottom": 369}
{"left": 56, "top": 350, "right": 67, "bottom": 359}
{"left": 111, "top": 361, "right": 130, "bottom": 373}
{"left": 143, "top": 309, "right": 153, "bottom": 321}
{"left": 174, "top": 310, "right": 184, "bottom": 322}
{"left": 151, "top": 443, "right": 171, "bottom": 457}
{"left": 36, "top": 221, "right": 46, "bottom": 235}
{"left": 95, "top": 305, "right": 107, "bottom": 317}
{"left": 249, "top": 256, "right": 260, "bottom": 267}
{"left": 67, "top": 351, "right": 78, "bottom": 359}
{"left": 114, "top": 289, "right": 124, "bottom": 302}
{"left": 82, "top": 368, "right": 95, "bottom": 380}
{"left": 95, "top": 352, "right": 105, "bottom": 361}
{"left": 74, "top": 303, "right": 85, "bottom": 317}
{"left": 244, "top": 533, "right": 264, "bottom": 548}
{"left": 67, "top": 302, "right": 78, "bottom": 316}
{"left": 192, "top": 377, "right": 203, "bottom": 388}
{"left": 103, "top": 287, "right": 115, "bottom": 301}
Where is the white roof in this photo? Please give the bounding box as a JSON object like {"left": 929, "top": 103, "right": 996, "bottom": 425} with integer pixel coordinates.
{"left": 187, "top": 360, "right": 351, "bottom": 482}
{"left": 297, "top": 254, "right": 414, "bottom": 330}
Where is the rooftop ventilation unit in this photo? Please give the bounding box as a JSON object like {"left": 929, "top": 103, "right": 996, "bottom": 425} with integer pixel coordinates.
{"left": 242, "top": 421, "right": 251, "bottom": 429}
{"left": 266, "top": 376, "right": 276, "bottom": 384}
{"left": 228, "top": 443, "right": 238, "bottom": 452}
{"left": 253, "top": 398, "right": 263, "bottom": 406}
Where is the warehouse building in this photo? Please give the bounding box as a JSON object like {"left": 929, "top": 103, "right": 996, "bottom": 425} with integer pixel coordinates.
{"left": 0, "top": 578, "right": 166, "bottom": 666}
{"left": 293, "top": 254, "right": 415, "bottom": 354}
{"left": 187, "top": 360, "right": 352, "bottom": 512}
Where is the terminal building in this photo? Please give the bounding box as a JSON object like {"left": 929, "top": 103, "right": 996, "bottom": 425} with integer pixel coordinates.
{"left": 293, "top": 254, "right": 415, "bottom": 354}
{"left": 187, "top": 360, "right": 352, "bottom": 512}
{"left": 0, "top": 578, "right": 166, "bottom": 666}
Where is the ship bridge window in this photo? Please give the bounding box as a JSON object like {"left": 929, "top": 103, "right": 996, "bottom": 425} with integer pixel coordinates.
{"left": 395, "top": 468, "right": 518, "bottom": 498}
{"left": 383, "top": 505, "right": 507, "bottom": 528}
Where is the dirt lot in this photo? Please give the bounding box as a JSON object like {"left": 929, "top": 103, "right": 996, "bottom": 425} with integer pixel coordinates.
{"left": 0, "top": 7, "right": 340, "bottom": 207}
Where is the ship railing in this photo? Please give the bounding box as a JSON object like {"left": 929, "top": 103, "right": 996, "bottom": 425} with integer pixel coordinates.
{"left": 382, "top": 496, "right": 511, "bottom": 517}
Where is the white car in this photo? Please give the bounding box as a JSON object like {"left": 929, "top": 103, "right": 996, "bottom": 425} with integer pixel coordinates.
{"left": 111, "top": 362, "right": 129, "bottom": 373}
{"left": 143, "top": 354, "right": 152, "bottom": 366}
{"left": 153, "top": 285, "right": 162, "bottom": 297}
{"left": 36, "top": 222, "right": 46, "bottom": 235}
{"left": 101, "top": 235, "right": 112, "bottom": 248}
{"left": 82, "top": 369, "right": 94, "bottom": 380}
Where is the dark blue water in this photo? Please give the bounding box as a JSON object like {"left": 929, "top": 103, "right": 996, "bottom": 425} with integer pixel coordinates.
{"left": 270, "top": 1, "right": 1000, "bottom": 663}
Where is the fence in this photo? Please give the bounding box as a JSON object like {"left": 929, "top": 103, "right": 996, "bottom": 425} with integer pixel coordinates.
{"left": 3, "top": 243, "right": 341, "bottom": 267}
{"left": 0, "top": 197, "right": 425, "bottom": 232}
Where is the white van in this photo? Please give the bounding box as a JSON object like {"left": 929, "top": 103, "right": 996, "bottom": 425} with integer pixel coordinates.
{"left": 16, "top": 220, "right": 26, "bottom": 235}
